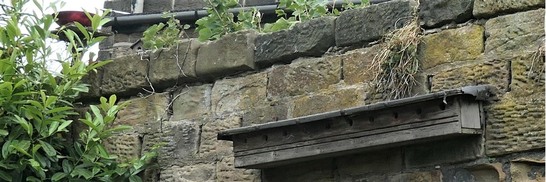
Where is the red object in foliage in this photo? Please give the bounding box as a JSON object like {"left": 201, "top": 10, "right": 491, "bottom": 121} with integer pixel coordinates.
{"left": 55, "top": 11, "right": 94, "bottom": 27}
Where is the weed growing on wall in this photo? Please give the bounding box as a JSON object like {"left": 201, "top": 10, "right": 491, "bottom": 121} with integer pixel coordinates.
{"left": 0, "top": 0, "right": 155, "bottom": 181}
{"left": 142, "top": 14, "right": 191, "bottom": 50}
{"left": 195, "top": 0, "right": 261, "bottom": 41}
{"left": 369, "top": 17, "right": 422, "bottom": 100}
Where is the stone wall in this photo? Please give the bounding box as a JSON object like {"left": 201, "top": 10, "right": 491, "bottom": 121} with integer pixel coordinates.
{"left": 85, "top": 0, "right": 545, "bottom": 181}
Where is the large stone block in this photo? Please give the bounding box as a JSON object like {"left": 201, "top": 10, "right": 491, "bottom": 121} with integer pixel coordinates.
{"left": 104, "top": 0, "right": 132, "bottom": 13}
{"left": 485, "top": 94, "right": 545, "bottom": 156}
{"left": 174, "top": 0, "right": 206, "bottom": 11}
{"left": 393, "top": 171, "right": 443, "bottom": 182}
{"left": 290, "top": 85, "right": 366, "bottom": 117}
{"left": 103, "top": 133, "right": 142, "bottom": 162}
{"left": 267, "top": 57, "right": 341, "bottom": 98}
{"left": 418, "top": 0, "right": 474, "bottom": 28}
{"left": 198, "top": 116, "right": 241, "bottom": 161}
{"left": 211, "top": 72, "right": 268, "bottom": 115}
{"left": 484, "top": 9, "right": 545, "bottom": 59}
{"left": 143, "top": 0, "right": 173, "bottom": 13}
{"left": 510, "top": 159, "right": 545, "bottom": 182}
{"left": 255, "top": 16, "right": 336, "bottom": 67}
{"left": 404, "top": 136, "right": 483, "bottom": 168}
{"left": 158, "top": 121, "right": 200, "bottom": 166}
{"left": 171, "top": 84, "right": 212, "bottom": 121}
{"left": 335, "top": 149, "right": 403, "bottom": 181}
{"left": 79, "top": 68, "right": 103, "bottom": 99}
{"left": 428, "top": 59, "right": 509, "bottom": 93}
{"left": 485, "top": 55, "right": 544, "bottom": 156}
{"left": 196, "top": 30, "right": 257, "bottom": 80}
{"left": 101, "top": 54, "right": 149, "bottom": 96}
{"left": 335, "top": 0, "right": 413, "bottom": 46}
{"left": 115, "top": 93, "right": 170, "bottom": 134}
{"left": 149, "top": 39, "right": 200, "bottom": 89}
{"left": 216, "top": 157, "right": 261, "bottom": 182}
{"left": 241, "top": 101, "right": 288, "bottom": 126}
{"left": 473, "top": 0, "right": 544, "bottom": 18}
{"left": 263, "top": 158, "right": 334, "bottom": 182}
{"left": 160, "top": 164, "right": 216, "bottom": 182}
{"left": 341, "top": 45, "right": 380, "bottom": 85}
{"left": 418, "top": 25, "right": 484, "bottom": 69}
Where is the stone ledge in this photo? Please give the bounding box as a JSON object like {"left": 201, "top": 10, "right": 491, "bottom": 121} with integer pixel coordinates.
{"left": 255, "top": 16, "right": 336, "bottom": 67}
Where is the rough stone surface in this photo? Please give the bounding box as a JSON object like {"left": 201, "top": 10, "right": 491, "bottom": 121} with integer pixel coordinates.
{"left": 404, "top": 136, "right": 483, "bottom": 168}
{"left": 466, "top": 163, "right": 506, "bottom": 182}
{"left": 158, "top": 121, "right": 200, "bottom": 166}
{"left": 418, "top": 0, "right": 474, "bottom": 28}
{"left": 418, "top": 25, "right": 484, "bottom": 69}
{"left": 79, "top": 69, "right": 102, "bottom": 99}
{"left": 255, "top": 16, "right": 336, "bottom": 67}
{"left": 341, "top": 46, "right": 380, "bottom": 85}
{"left": 335, "top": 0, "right": 413, "bottom": 46}
{"left": 211, "top": 72, "right": 268, "bottom": 115}
{"left": 174, "top": 0, "right": 206, "bottom": 11}
{"left": 196, "top": 30, "right": 257, "bottom": 79}
{"left": 290, "top": 85, "right": 366, "bottom": 117}
{"left": 171, "top": 84, "right": 212, "bottom": 121}
{"left": 103, "top": 133, "right": 142, "bottom": 162}
{"left": 267, "top": 57, "right": 341, "bottom": 98}
{"left": 394, "top": 171, "right": 443, "bottom": 182}
{"left": 335, "top": 149, "right": 403, "bottom": 181}
{"left": 101, "top": 54, "right": 149, "bottom": 96}
{"left": 160, "top": 164, "right": 216, "bottom": 182}
{"left": 485, "top": 94, "right": 545, "bottom": 156}
{"left": 263, "top": 158, "right": 334, "bottom": 182}
{"left": 149, "top": 39, "right": 201, "bottom": 88}
{"left": 510, "top": 160, "right": 545, "bottom": 182}
{"left": 115, "top": 93, "right": 170, "bottom": 134}
{"left": 104, "top": 0, "right": 132, "bottom": 13}
{"left": 199, "top": 116, "right": 241, "bottom": 161}
{"left": 242, "top": 101, "right": 288, "bottom": 126}
{"left": 484, "top": 9, "right": 545, "bottom": 59}
{"left": 216, "top": 156, "right": 261, "bottom": 182}
{"left": 473, "top": 0, "right": 544, "bottom": 18}
{"left": 143, "top": 0, "right": 173, "bottom": 13}
{"left": 428, "top": 59, "right": 508, "bottom": 93}
{"left": 113, "top": 32, "right": 143, "bottom": 44}
{"left": 442, "top": 168, "right": 476, "bottom": 182}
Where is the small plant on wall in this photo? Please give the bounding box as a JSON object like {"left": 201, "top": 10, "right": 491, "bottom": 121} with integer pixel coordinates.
{"left": 369, "top": 16, "right": 422, "bottom": 100}
{"left": 0, "top": 0, "right": 156, "bottom": 181}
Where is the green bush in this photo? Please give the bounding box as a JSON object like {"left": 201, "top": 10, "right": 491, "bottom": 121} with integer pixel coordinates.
{"left": 0, "top": 0, "right": 155, "bottom": 181}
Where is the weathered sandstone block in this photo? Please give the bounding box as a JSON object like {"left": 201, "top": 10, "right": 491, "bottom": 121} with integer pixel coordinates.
{"left": 255, "top": 16, "right": 336, "bottom": 67}
{"left": 419, "top": 0, "right": 474, "bottom": 28}
{"left": 267, "top": 57, "right": 341, "bottom": 98}
{"left": 336, "top": 0, "right": 413, "bottom": 46}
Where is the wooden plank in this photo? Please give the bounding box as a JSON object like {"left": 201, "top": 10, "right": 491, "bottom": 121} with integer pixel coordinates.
{"left": 234, "top": 122, "right": 478, "bottom": 168}
{"left": 459, "top": 97, "right": 481, "bottom": 129}
{"left": 233, "top": 98, "right": 459, "bottom": 152}
{"left": 235, "top": 116, "right": 460, "bottom": 156}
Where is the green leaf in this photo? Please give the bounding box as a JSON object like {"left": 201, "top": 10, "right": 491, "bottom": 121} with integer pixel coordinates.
{"left": 57, "top": 120, "right": 72, "bottom": 132}
{"left": 62, "top": 160, "right": 73, "bottom": 173}
{"left": 0, "top": 170, "right": 12, "bottom": 182}
{"left": 38, "top": 140, "right": 56, "bottom": 156}
{"left": 0, "top": 129, "right": 8, "bottom": 136}
{"left": 49, "top": 121, "right": 59, "bottom": 136}
{"left": 51, "top": 172, "right": 67, "bottom": 181}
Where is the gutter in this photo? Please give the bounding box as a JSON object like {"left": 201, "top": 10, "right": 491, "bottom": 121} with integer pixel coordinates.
{"left": 104, "top": 0, "right": 391, "bottom": 27}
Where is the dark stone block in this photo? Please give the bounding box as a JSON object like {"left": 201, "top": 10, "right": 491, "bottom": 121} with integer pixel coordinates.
{"left": 255, "top": 16, "right": 336, "bottom": 67}
{"left": 419, "top": 0, "right": 474, "bottom": 28}
{"left": 174, "top": 0, "right": 206, "bottom": 10}
{"left": 335, "top": 0, "right": 413, "bottom": 46}
{"left": 143, "top": 0, "right": 173, "bottom": 13}
{"left": 104, "top": 0, "right": 133, "bottom": 13}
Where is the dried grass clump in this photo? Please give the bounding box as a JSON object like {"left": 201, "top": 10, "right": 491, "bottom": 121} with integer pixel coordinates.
{"left": 528, "top": 44, "right": 545, "bottom": 82}
{"left": 370, "top": 17, "right": 422, "bottom": 100}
